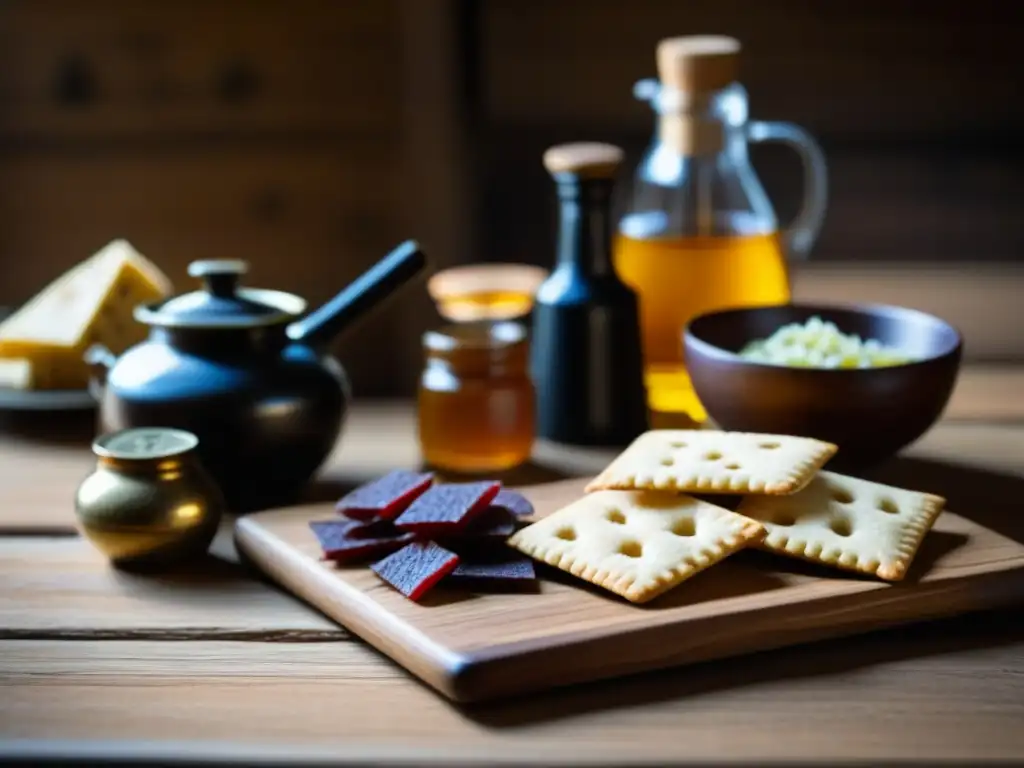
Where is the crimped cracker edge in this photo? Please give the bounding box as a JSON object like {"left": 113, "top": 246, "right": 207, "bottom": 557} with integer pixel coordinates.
{"left": 748, "top": 492, "right": 947, "bottom": 582}
{"left": 583, "top": 434, "right": 838, "bottom": 496}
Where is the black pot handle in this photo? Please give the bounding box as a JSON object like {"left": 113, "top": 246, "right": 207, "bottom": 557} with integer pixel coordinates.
{"left": 286, "top": 240, "right": 427, "bottom": 349}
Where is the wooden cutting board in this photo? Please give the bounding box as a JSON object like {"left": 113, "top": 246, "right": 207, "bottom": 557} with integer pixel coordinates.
{"left": 234, "top": 477, "right": 1024, "bottom": 703}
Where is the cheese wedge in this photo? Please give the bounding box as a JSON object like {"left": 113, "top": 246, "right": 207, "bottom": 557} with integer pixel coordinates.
{"left": 0, "top": 239, "right": 173, "bottom": 390}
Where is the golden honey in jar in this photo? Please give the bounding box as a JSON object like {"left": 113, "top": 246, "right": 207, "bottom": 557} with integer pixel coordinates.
{"left": 417, "top": 321, "right": 534, "bottom": 473}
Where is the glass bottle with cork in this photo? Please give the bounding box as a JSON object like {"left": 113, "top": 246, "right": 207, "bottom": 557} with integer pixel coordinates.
{"left": 614, "top": 35, "right": 828, "bottom": 423}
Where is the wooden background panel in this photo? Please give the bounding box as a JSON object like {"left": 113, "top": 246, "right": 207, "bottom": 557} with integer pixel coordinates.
{"left": 0, "top": 0, "right": 401, "bottom": 141}
{"left": 0, "top": 0, "right": 425, "bottom": 395}
{"left": 479, "top": 0, "right": 1020, "bottom": 138}
{"left": 474, "top": 0, "right": 1024, "bottom": 265}
{"left": 477, "top": 132, "right": 1024, "bottom": 265}
{"left": 0, "top": 144, "right": 398, "bottom": 304}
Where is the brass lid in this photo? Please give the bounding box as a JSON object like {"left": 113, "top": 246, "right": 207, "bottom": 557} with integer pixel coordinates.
{"left": 93, "top": 427, "right": 199, "bottom": 461}
{"left": 542, "top": 142, "right": 625, "bottom": 180}
{"left": 656, "top": 35, "right": 741, "bottom": 94}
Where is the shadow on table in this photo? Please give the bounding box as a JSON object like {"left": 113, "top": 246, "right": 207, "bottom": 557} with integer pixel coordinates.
{"left": 107, "top": 550, "right": 246, "bottom": 584}
{"left": 0, "top": 410, "right": 97, "bottom": 446}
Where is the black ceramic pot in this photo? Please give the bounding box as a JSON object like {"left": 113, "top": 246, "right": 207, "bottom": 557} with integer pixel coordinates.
{"left": 88, "top": 240, "right": 427, "bottom": 511}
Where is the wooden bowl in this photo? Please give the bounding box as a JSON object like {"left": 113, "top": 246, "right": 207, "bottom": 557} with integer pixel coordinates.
{"left": 683, "top": 303, "right": 963, "bottom": 469}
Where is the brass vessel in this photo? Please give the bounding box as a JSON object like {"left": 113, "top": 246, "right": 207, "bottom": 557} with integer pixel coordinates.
{"left": 74, "top": 427, "right": 225, "bottom": 568}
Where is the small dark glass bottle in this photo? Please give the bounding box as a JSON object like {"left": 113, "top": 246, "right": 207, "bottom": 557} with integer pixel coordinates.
{"left": 530, "top": 142, "right": 649, "bottom": 446}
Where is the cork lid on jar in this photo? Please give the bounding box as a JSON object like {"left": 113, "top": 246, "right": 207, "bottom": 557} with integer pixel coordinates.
{"left": 427, "top": 263, "right": 549, "bottom": 322}
{"left": 656, "top": 35, "right": 741, "bottom": 95}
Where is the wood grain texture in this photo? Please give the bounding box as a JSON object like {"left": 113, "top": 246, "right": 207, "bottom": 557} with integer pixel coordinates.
{"left": 234, "top": 476, "right": 1024, "bottom": 702}
{"left": 0, "top": 146, "right": 397, "bottom": 307}
{"left": 0, "top": 533, "right": 342, "bottom": 639}
{"left": 792, "top": 265, "right": 1024, "bottom": 362}
{"left": 2, "top": 625, "right": 1023, "bottom": 763}
{"left": 0, "top": 0, "right": 401, "bottom": 141}
{"left": 479, "top": 0, "right": 1020, "bottom": 138}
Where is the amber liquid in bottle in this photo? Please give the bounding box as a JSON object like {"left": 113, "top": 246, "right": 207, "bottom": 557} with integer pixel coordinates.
{"left": 613, "top": 226, "right": 790, "bottom": 420}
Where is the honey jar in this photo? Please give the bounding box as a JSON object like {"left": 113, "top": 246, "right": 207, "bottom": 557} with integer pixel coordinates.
{"left": 417, "top": 321, "right": 534, "bottom": 473}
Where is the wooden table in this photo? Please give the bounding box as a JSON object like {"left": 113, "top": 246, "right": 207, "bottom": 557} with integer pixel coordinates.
{"left": 2, "top": 366, "right": 1024, "bottom": 765}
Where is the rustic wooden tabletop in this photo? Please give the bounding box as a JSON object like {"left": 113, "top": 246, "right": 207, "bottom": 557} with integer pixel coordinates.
{"left": 2, "top": 366, "right": 1023, "bottom": 765}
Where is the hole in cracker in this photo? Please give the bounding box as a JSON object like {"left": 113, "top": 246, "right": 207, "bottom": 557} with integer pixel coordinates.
{"left": 878, "top": 498, "right": 899, "bottom": 515}
{"left": 606, "top": 509, "right": 626, "bottom": 524}
{"left": 773, "top": 513, "right": 796, "bottom": 526}
{"left": 661, "top": 457, "right": 675, "bottom": 467}
{"left": 671, "top": 518, "right": 696, "bottom": 537}
{"left": 725, "top": 462, "right": 741, "bottom": 470}
{"left": 669, "top": 441, "right": 686, "bottom": 448}
{"left": 831, "top": 489, "right": 854, "bottom": 504}
{"left": 829, "top": 517, "right": 853, "bottom": 537}
{"left": 759, "top": 442, "right": 780, "bottom": 449}
{"left": 619, "top": 540, "right": 643, "bottom": 558}
{"left": 555, "top": 526, "right": 576, "bottom": 541}
{"left": 703, "top": 451, "right": 722, "bottom": 461}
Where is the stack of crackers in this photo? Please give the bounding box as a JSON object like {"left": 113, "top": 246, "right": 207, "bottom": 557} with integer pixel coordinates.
{"left": 508, "top": 430, "right": 947, "bottom": 604}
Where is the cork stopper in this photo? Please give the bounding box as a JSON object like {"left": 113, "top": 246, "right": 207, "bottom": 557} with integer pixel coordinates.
{"left": 656, "top": 35, "right": 740, "bottom": 94}
{"left": 542, "top": 142, "right": 625, "bottom": 180}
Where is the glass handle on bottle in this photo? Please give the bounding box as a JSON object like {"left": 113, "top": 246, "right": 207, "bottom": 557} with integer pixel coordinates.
{"left": 746, "top": 121, "right": 828, "bottom": 261}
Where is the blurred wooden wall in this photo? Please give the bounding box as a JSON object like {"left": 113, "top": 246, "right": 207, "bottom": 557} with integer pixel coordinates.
{"left": 1, "top": 0, "right": 1021, "bottom": 396}
{"left": 0, "top": 0, "right": 467, "bottom": 397}
{"left": 474, "top": 0, "right": 1024, "bottom": 268}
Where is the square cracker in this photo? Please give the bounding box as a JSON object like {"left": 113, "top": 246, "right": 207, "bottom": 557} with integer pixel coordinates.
{"left": 736, "top": 470, "right": 946, "bottom": 581}
{"left": 506, "top": 490, "right": 766, "bottom": 604}
{"left": 585, "top": 430, "right": 837, "bottom": 496}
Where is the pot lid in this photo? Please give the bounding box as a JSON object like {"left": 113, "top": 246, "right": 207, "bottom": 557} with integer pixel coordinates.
{"left": 134, "top": 260, "right": 307, "bottom": 329}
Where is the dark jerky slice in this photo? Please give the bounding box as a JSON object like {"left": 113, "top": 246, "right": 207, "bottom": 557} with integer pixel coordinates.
{"left": 437, "top": 507, "right": 518, "bottom": 543}
{"left": 449, "top": 554, "right": 536, "bottom": 583}
{"left": 335, "top": 469, "right": 435, "bottom": 521}
{"left": 309, "top": 520, "right": 414, "bottom": 563}
{"left": 370, "top": 540, "right": 460, "bottom": 601}
{"left": 446, "top": 552, "right": 538, "bottom": 593}
{"left": 393, "top": 481, "right": 501, "bottom": 535}
{"left": 490, "top": 488, "right": 534, "bottom": 518}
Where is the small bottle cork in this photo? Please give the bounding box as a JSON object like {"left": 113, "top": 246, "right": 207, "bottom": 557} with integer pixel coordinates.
{"left": 656, "top": 35, "right": 740, "bottom": 95}
{"left": 542, "top": 142, "right": 625, "bottom": 180}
